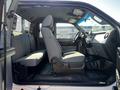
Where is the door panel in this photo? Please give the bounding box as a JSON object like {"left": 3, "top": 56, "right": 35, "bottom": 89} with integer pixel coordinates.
{"left": 117, "top": 47, "right": 120, "bottom": 73}
{"left": 0, "top": 0, "right": 4, "bottom": 90}
{"left": 58, "top": 39, "right": 76, "bottom": 52}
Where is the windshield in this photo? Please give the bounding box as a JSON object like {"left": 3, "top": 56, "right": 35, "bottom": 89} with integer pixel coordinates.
{"left": 77, "top": 14, "right": 113, "bottom": 33}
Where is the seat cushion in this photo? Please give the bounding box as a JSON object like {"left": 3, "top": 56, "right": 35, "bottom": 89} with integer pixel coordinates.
{"left": 13, "top": 51, "right": 44, "bottom": 67}
{"left": 62, "top": 51, "right": 85, "bottom": 68}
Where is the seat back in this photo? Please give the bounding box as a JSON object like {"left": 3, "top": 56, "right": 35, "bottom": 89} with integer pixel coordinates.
{"left": 41, "top": 15, "right": 62, "bottom": 62}
{"left": 12, "top": 33, "right": 30, "bottom": 60}
{"left": 12, "top": 33, "right": 36, "bottom": 61}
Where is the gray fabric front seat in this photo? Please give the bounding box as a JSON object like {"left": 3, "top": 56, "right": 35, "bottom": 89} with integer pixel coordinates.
{"left": 41, "top": 15, "right": 85, "bottom": 73}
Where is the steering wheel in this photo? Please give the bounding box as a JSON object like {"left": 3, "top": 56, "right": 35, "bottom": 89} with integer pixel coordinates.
{"left": 73, "top": 30, "right": 86, "bottom": 44}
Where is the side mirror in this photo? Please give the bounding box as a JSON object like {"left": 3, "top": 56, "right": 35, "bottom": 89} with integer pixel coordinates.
{"left": 12, "top": 14, "right": 17, "bottom": 30}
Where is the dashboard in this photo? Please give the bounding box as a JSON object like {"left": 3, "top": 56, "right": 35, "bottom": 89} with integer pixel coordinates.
{"left": 86, "top": 31, "right": 112, "bottom": 59}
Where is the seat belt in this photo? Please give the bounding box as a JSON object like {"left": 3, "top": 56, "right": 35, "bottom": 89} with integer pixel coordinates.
{"left": 27, "top": 33, "right": 33, "bottom": 52}
{"left": 32, "top": 23, "right": 40, "bottom": 50}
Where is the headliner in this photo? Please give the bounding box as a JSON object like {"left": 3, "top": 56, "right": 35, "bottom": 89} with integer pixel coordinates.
{"left": 16, "top": 1, "right": 86, "bottom": 23}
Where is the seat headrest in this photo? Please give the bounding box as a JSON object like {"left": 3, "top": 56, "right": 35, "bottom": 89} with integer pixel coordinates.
{"left": 42, "top": 15, "right": 53, "bottom": 29}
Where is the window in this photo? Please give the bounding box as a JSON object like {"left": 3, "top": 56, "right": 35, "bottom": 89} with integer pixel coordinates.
{"left": 23, "top": 19, "right": 30, "bottom": 32}
{"left": 6, "top": 0, "right": 12, "bottom": 11}
{"left": 13, "top": 14, "right": 31, "bottom": 36}
{"left": 0, "top": 0, "right": 3, "bottom": 45}
{"left": 39, "top": 24, "right": 42, "bottom": 37}
{"left": 12, "top": 14, "right": 22, "bottom": 36}
{"left": 14, "top": 14, "right": 22, "bottom": 32}
{"left": 13, "top": 14, "right": 31, "bottom": 32}
{"left": 56, "top": 23, "right": 78, "bottom": 39}
{"left": 77, "top": 15, "right": 113, "bottom": 33}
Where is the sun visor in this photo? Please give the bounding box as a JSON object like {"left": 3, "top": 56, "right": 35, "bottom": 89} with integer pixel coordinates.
{"left": 73, "top": 9, "right": 84, "bottom": 16}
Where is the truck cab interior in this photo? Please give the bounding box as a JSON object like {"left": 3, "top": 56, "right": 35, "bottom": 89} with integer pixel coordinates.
{"left": 8, "top": 0, "right": 120, "bottom": 86}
